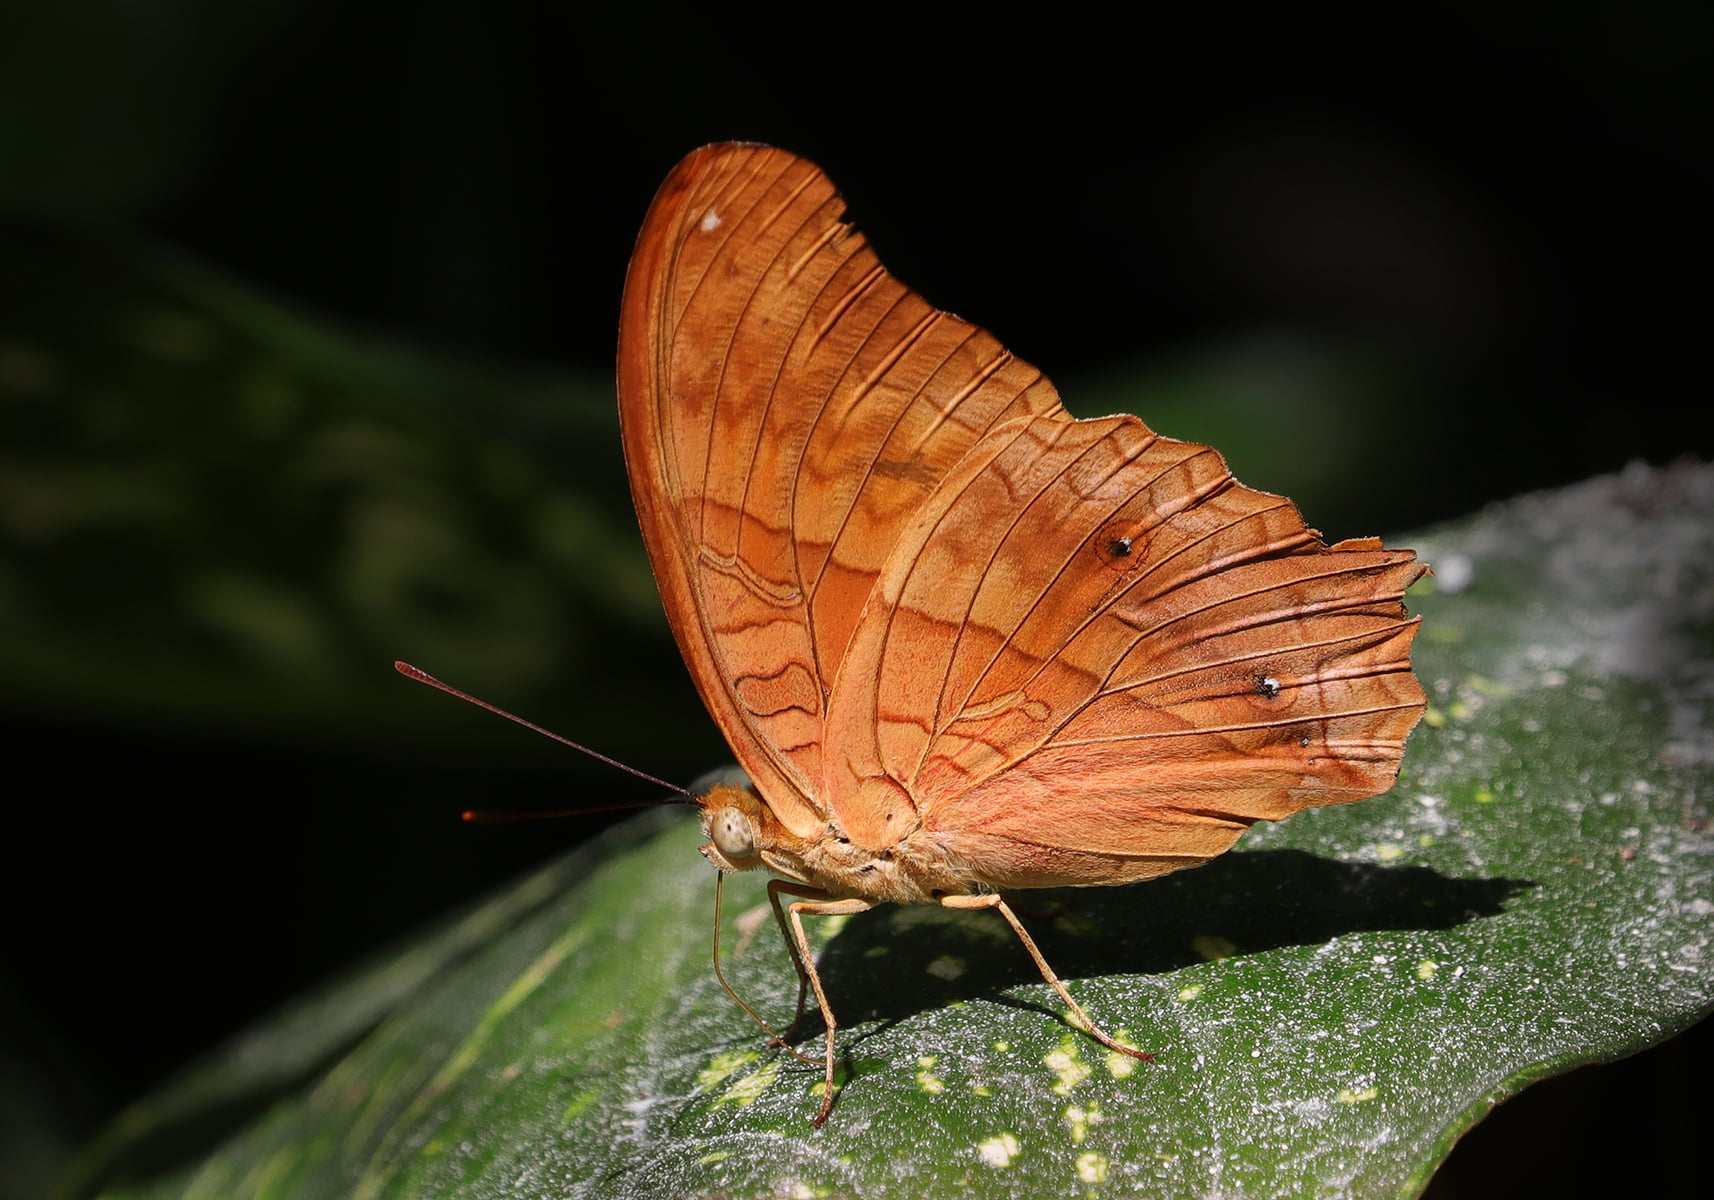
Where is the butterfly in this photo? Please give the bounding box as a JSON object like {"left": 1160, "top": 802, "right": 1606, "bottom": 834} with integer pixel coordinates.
{"left": 616, "top": 143, "right": 1426, "bottom": 1124}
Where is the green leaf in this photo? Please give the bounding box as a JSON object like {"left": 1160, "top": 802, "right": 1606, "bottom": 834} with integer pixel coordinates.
{"left": 55, "top": 461, "right": 1713, "bottom": 1197}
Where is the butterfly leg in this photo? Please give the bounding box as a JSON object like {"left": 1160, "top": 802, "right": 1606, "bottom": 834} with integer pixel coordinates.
{"left": 768, "top": 881, "right": 875, "bottom": 1126}
{"left": 939, "top": 892, "right": 1153, "bottom": 1063}
{"left": 765, "top": 880, "right": 817, "bottom": 1039}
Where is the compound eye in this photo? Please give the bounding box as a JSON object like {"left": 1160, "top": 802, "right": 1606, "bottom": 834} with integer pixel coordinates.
{"left": 709, "top": 806, "right": 757, "bottom": 863}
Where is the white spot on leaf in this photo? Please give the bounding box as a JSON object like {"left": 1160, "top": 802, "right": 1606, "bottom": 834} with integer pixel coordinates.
{"left": 977, "top": 1134, "right": 1019, "bottom": 1168}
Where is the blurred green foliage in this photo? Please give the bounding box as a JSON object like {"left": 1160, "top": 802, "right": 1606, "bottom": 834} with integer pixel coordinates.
{"left": 0, "top": 222, "right": 665, "bottom": 743}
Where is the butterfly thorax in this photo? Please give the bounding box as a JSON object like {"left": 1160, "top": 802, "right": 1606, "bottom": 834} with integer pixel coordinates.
{"left": 698, "top": 782, "right": 974, "bottom": 905}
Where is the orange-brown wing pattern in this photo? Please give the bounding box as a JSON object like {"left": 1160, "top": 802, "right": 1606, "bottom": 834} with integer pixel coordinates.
{"left": 621, "top": 143, "right": 1426, "bottom": 879}
{"left": 618, "top": 144, "right": 1062, "bottom": 834}
{"left": 820, "top": 401, "right": 1424, "bottom": 881}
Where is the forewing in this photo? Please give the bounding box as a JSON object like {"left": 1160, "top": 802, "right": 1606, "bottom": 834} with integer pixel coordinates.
{"left": 617, "top": 144, "right": 1061, "bottom": 830}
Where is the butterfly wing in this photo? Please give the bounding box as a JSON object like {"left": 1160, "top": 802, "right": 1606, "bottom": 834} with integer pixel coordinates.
{"left": 620, "top": 144, "right": 1425, "bottom": 880}
{"left": 820, "top": 403, "right": 1425, "bottom": 884}
{"left": 618, "top": 144, "right": 1062, "bottom": 836}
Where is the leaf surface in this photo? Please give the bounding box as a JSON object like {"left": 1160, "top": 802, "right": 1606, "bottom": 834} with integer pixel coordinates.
{"left": 63, "top": 463, "right": 1714, "bottom": 1199}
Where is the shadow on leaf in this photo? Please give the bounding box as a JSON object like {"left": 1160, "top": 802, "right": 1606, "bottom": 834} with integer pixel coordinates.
{"left": 802, "top": 848, "right": 1534, "bottom": 1033}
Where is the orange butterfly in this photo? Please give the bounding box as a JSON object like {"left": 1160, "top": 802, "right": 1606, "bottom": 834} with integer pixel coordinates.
{"left": 616, "top": 144, "right": 1426, "bottom": 1124}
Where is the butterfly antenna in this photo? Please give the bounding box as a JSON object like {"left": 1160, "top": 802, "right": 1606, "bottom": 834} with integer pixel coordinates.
{"left": 393, "top": 661, "right": 700, "bottom": 815}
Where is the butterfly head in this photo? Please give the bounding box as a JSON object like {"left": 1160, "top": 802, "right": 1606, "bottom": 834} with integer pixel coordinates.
{"left": 698, "top": 782, "right": 799, "bottom": 873}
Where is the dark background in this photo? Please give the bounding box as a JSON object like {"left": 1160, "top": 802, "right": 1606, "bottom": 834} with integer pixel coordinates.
{"left": 1, "top": 3, "right": 1708, "bottom": 1196}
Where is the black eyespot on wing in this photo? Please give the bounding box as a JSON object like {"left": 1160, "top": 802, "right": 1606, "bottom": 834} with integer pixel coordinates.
{"left": 1092, "top": 519, "right": 1151, "bottom": 574}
